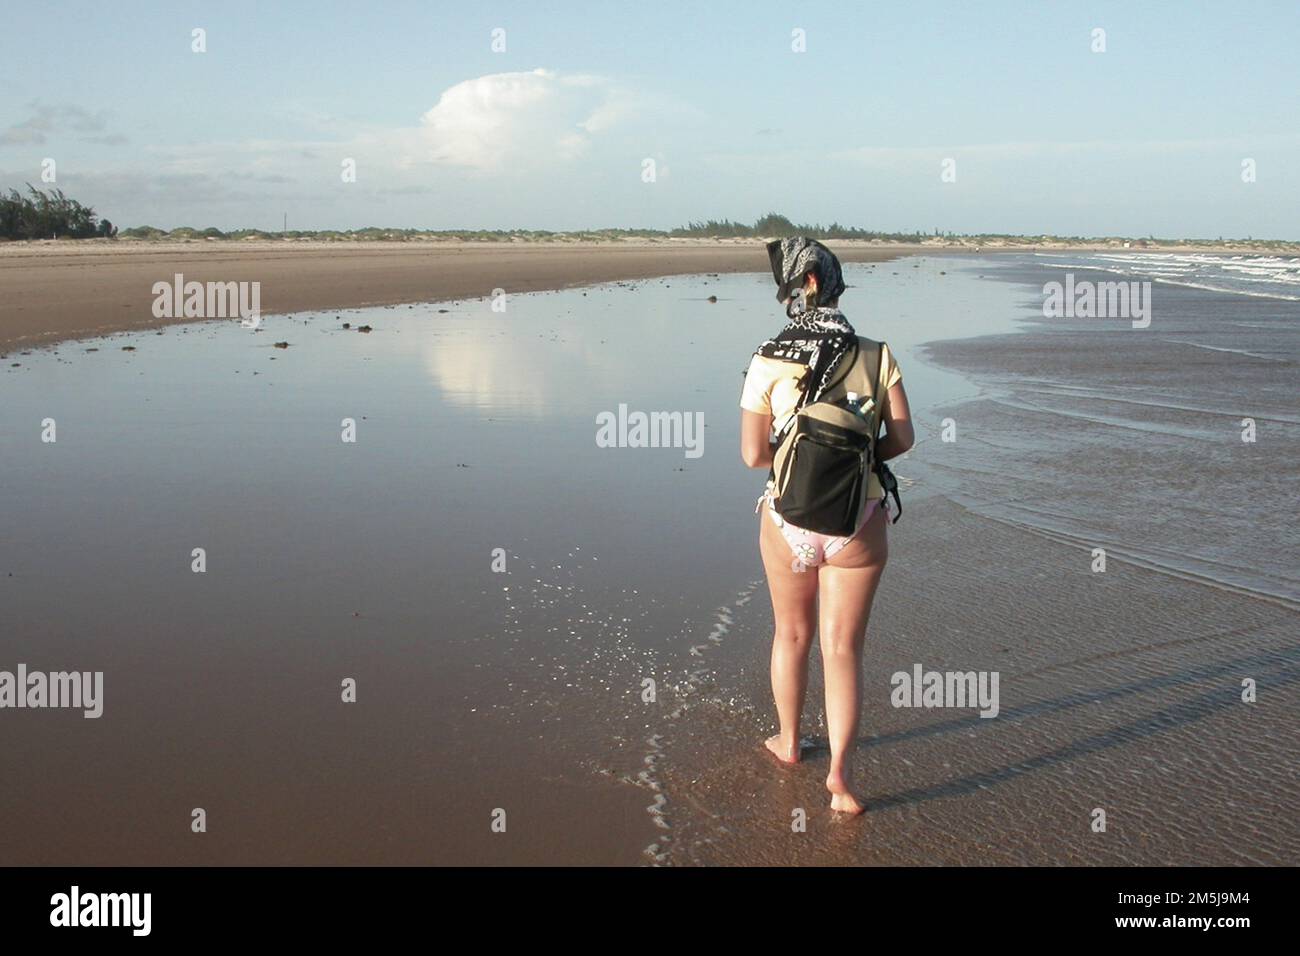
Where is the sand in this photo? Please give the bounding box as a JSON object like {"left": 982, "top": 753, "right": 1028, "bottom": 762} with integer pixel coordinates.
{"left": 3, "top": 251, "right": 1294, "bottom": 866}
{"left": 0, "top": 238, "right": 914, "bottom": 353}
{"left": 8, "top": 236, "right": 1286, "bottom": 355}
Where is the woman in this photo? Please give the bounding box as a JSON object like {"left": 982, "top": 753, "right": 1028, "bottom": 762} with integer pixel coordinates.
{"left": 739, "top": 237, "right": 914, "bottom": 815}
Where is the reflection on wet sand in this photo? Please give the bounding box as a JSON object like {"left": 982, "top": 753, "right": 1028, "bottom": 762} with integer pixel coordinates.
{"left": 3, "top": 260, "right": 1295, "bottom": 865}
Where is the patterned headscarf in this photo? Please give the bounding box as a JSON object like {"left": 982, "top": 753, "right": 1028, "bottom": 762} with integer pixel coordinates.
{"left": 766, "top": 237, "right": 847, "bottom": 312}
{"left": 756, "top": 237, "right": 856, "bottom": 417}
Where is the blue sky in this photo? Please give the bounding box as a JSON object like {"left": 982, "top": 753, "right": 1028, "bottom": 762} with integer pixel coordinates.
{"left": 2, "top": 0, "right": 1297, "bottom": 237}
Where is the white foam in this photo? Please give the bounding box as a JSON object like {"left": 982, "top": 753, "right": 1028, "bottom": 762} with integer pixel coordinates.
{"left": 1031, "top": 252, "right": 1300, "bottom": 300}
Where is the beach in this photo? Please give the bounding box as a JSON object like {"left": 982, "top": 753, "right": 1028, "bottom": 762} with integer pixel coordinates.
{"left": 1, "top": 250, "right": 1296, "bottom": 866}
{"left": 0, "top": 239, "right": 914, "bottom": 354}
{"left": 4, "top": 238, "right": 1293, "bottom": 355}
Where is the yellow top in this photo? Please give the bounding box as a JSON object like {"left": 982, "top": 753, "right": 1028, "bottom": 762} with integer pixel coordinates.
{"left": 739, "top": 344, "right": 903, "bottom": 500}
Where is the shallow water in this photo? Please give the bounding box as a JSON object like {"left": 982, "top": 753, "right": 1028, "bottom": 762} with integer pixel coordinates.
{"left": 647, "top": 258, "right": 1298, "bottom": 867}
{"left": 922, "top": 254, "right": 1300, "bottom": 608}
{"left": 1032, "top": 250, "right": 1300, "bottom": 301}
{"left": 2, "top": 257, "right": 1295, "bottom": 866}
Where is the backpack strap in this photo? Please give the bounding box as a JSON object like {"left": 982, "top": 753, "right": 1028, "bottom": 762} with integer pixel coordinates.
{"left": 773, "top": 337, "right": 860, "bottom": 446}
{"left": 766, "top": 338, "right": 862, "bottom": 486}
{"left": 870, "top": 340, "right": 884, "bottom": 424}
{"left": 873, "top": 341, "right": 902, "bottom": 523}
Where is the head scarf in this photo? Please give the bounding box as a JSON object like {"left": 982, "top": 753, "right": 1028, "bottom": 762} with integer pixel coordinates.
{"left": 756, "top": 237, "right": 856, "bottom": 416}
{"left": 766, "top": 237, "right": 847, "bottom": 313}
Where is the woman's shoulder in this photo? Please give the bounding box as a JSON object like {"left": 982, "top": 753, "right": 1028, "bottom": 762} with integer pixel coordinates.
{"left": 854, "top": 335, "right": 895, "bottom": 357}
{"left": 848, "top": 336, "right": 902, "bottom": 387}
{"left": 873, "top": 339, "right": 903, "bottom": 387}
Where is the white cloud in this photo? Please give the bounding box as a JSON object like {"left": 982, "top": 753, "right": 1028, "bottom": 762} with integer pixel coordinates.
{"left": 9, "top": 69, "right": 686, "bottom": 226}
{"left": 418, "top": 69, "right": 626, "bottom": 170}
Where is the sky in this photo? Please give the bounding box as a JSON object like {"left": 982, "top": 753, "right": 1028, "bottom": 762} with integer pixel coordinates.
{"left": 1, "top": 0, "right": 1297, "bottom": 238}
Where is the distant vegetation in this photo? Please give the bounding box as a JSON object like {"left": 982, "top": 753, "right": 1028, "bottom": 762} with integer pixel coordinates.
{"left": 669, "top": 212, "right": 926, "bottom": 242}
{"left": 3, "top": 190, "right": 1296, "bottom": 250}
{"left": 111, "top": 216, "right": 1300, "bottom": 251}
{"left": 0, "top": 185, "right": 116, "bottom": 240}
{"left": 114, "top": 213, "right": 930, "bottom": 243}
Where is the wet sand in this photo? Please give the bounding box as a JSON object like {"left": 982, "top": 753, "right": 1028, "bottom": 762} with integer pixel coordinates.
{"left": 654, "top": 492, "right": 1298, "bottom": 865}
{"left": 4, "top": 238, "right": 1286, "bottom": 354}
{"left": 1, "top": 257, "right": 1295, "bottom": 865}
{"left": 0, "top": 239, "right": 910, "bottom": 354}
{"left": 629, "top": 258, "right": 1299, "bottom": 865}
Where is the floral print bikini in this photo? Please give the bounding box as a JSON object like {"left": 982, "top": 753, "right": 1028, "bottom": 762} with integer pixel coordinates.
{"left": 757, "top": 485, "right": 885, "bottom": 573}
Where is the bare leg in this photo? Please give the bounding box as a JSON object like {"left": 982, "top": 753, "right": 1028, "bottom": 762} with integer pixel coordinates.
{"left": 759, "top": 508, "right": 818, "bottom": 763}
{"left": 818, "top": 505, "right": 889, "bottom": 813}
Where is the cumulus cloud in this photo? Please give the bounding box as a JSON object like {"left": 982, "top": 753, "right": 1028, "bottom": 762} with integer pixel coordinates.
{"left": 3, "top": 69, "right": 672, "bottom": 225}
{"left": 418, "top": 69, "right": 628, "bottom": 170}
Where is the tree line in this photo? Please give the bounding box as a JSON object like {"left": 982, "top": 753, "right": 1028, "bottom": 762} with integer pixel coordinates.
{"left": 669, "top": 212, "right": 926, "bottom": 242}
{"left": 0, "top": 185, "right": 116, "bottom": 240}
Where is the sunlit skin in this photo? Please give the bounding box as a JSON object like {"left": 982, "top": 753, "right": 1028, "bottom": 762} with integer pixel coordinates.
{"left": 740, "top": 271, "right": 914, "bottom": 814}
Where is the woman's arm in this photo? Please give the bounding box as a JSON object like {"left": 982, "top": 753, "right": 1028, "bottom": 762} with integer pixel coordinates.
{"left": 740, "top": 409, "right": 776, "bottom": 469}
{"left": 874, "top": 381, "right": 914, "bottom": 462}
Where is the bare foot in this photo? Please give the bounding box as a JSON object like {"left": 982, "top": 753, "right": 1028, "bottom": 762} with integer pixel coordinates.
{"left": 826, "top": 769, "right": 866, "bottom": 815}
{"left": 764, "top": 734, "right": 799, "bottom": 764}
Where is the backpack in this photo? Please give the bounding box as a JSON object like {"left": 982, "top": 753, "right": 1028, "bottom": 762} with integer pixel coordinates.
{"left": 769, "top": 337, "right": 900, "bottom": 535}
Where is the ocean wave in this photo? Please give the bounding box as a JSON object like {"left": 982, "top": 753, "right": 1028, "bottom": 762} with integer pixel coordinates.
{"left": 1028, "top": 256, "right": 1300, "bottom": 301}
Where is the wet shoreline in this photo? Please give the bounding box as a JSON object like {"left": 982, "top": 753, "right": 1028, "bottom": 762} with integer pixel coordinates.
{"left": 2, "top": 257, "right": 1295, "bottom": 865}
